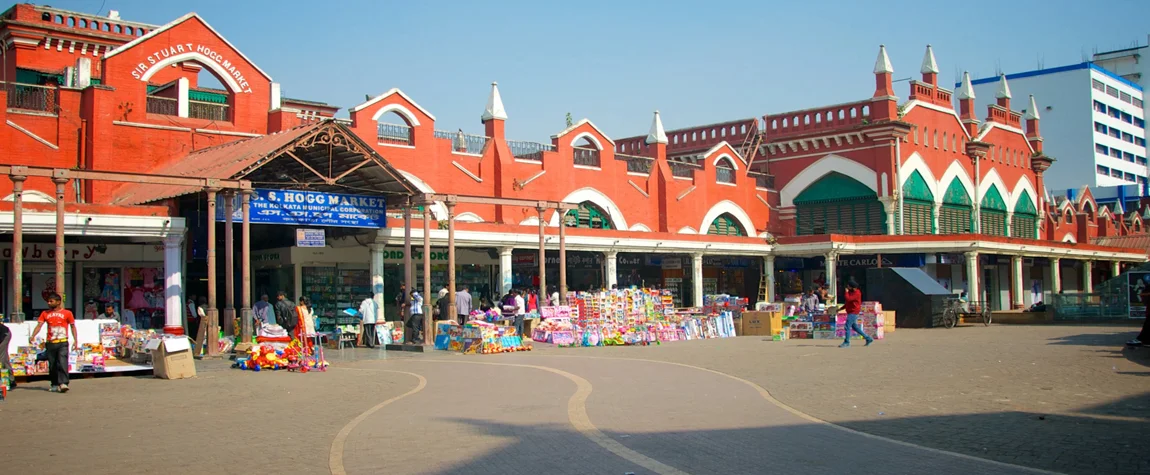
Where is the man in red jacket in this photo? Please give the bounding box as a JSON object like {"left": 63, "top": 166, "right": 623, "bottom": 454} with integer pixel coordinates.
{"left": 839, "top": 279, "right": 874, "bottom": 348}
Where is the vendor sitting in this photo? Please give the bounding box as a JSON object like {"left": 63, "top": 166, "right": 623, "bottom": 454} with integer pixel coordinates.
{"left": 800, "top": 287, "right": 820, "bottom": 316}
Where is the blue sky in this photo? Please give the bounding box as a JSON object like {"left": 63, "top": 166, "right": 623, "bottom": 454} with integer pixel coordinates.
{"left": 48, "top": 0, "right": 1150, "bottom": 142}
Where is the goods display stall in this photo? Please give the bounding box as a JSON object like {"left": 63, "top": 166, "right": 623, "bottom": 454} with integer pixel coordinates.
{"left": 4, "top": 318, "right": 158, "bottom": 382}
{"left": 781, "top": 302, "right": 886, "bottom": 341}
{"left": 433, "top": 320, "right": 532, "bottom": 354}
{"left": 525, "top": 289, "right": 737, "bottom": 348}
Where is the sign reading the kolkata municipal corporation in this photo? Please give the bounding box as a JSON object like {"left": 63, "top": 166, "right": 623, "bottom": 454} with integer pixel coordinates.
{"left": 216, "top": 189, "right": 387, "bottom": 228}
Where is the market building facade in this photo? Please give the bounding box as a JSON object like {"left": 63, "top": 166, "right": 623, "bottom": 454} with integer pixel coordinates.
{"left": 0, "top": 5, "right": 1146, "bottom": 336}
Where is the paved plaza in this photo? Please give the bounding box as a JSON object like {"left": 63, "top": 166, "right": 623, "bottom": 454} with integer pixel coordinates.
{"left": 1, "top": 324, "right": 1147, "bottom": 474}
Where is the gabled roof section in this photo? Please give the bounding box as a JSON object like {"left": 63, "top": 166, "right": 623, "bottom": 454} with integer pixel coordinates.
{"left": 900, "top": 100, "right": 971, "bottom": 139}
{"left": 103, "top": 12, "right": 272, "bottom": 81}
{"left": 111, "top": 120, "right": 418, "bottom": 206}
{"left": 350, "top": 88, "right": 437, "bottom": 121}
{"left": 552, "top": 118, "right": 615, "bottom": 145}
{"left": 702, "top": 141, "right": 746, "bottom": 167}
{"left": 974, "top": 121, "right": 1035, "bottom": 154}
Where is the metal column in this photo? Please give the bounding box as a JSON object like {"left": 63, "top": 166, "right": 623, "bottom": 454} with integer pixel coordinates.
{"left": 223, "top": 192, "right": 236, "bottom": 337}
{"left": 402, "top": 200, "right": 412, "bottom": 339}
{"left": 240, "top": 190, "right": 253, "bottom": 343}
{"left": 53, "top": 177, "right": 67, "bottom": 296}
{"left": 204, "top": 189, "right": 220, "bottom": 356}
{"left": 559, "top": 212, "right": 567, "bottom": 304}
{"left": 447, "top": 201, "right": 457, "bottom": 317}
{"left": 10, "top": 175, "right": 25, "bottom": 322}
{"left": 537, "top": 206, "right": 546, "bottom": 306}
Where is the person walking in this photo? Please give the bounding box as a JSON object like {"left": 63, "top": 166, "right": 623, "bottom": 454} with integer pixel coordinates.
{"left": 253, "top": 294, "right": 276, "bottom": 327}
{"left": 30, "top": 293, "right": 78, "bottom": 392}
{"left": 839, "top": 279, "right": 873, "bottom": 348}
{"left": 294, "top": 296, "right": 314, "bottom": 342}
{"left": 0, "top": 319, "right": 14, "bottom": 389}
{"left": 359, "top": 293, "right": 378, "bottom": 348}
{"left": 514, "top": 289, "right": 527, "bottom": 337}
{"left": 395, "top": 283, "right": 408, "bottom": 322}
{"left": 455, "top": 285, "right": 472, "bottom": 324}
{"left": 275, "top": 291, "right": 296, "bottom": 337}
{"left": 407, "top": 291, "right": 424, "bottom": 344}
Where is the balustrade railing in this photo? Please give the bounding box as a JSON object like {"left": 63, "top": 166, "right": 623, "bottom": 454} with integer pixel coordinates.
{"left": 378, "top": 122, "right": 413, "bottom": 145}
{"left": 670, "top": 160, "right": 702, "bottom": 179}
{"left": 573, "top": 147, "right": 601, "bottom": 167}
{"left": 6, "top": 83, "right": 58, "bottom": 113}
{"left": 189, "top": 100, "right": 229, "bottom": 121}
{"left": 146, "top": 95, "right": 177, "bottom": 116}
{"left": 507, "top": 140, "right": 555, "bottom": 161}
{"left": 434, "top": 129, "right": 490, "bottom": 154}
{"left": 615, "top": 153, "right": 652, "bottom": 174}
{"left": 748, "top": 172, "right": 775, "bottom": 189}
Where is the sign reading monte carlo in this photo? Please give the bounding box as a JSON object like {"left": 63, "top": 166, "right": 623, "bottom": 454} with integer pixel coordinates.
{"left": 216, "top": 189, "right": 387, "bottom": 228}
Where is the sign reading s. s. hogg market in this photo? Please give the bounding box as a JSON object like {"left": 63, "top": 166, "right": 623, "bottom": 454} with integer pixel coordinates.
{"left": 216, "top": 189, "right": 387, "bottom": 228}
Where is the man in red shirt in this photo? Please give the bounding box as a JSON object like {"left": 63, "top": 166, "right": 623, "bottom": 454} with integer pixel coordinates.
{"left": 30, "top": 292, "right": 78, "bottom": 392}
{"left": 840, "top": 279, "right": 874, "bottom": 348}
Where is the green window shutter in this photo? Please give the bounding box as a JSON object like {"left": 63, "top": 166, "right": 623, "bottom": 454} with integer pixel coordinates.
{"left": 708, "top": 214, "right": 746, "bottom": 236}
{"left": 941, "top": 179, "right": 972, "bottom": 206}
{"left": 795, "top": 172, "right": 884, "bottom": 235}
{"left": 564, "top": 202, "right": 612, "bottom": 230}
{"left": 189, "top": 89, "right": 229, "bottom": 104}
{"left": 896, "top": 200, "right": 933, "bottom": 235}
{"left": 980, "top": 186, "right": 1007, "bottom": 211}
{"left": 1011, "top": 215, "right": 1037, "bottom": 239}
{"left": 981, "top": 210, "right": 1007, "bottom": 236}
{"left": 939, "top": 205, "right": 973, "bottom": 234}
{"left": 902, "top": 171, "right": 934, "bottom": 202}
{"left": 1013, "top": 190, "right": 1038, "bottom": 215}
{"left": 794, "top": 172, "right": 876, "bottom": 204}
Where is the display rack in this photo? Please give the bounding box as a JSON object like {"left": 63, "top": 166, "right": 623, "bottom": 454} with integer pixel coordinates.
{"left": 302, "top": 267, "right": 371, "bottom": 333}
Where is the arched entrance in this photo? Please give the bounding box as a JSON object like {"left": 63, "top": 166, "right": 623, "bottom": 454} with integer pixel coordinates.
{"left": 794, "top": 172, "right": 885, "bottom": 235}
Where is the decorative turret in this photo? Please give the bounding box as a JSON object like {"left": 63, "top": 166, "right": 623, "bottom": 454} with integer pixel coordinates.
{"left": 919, "top": 45, "right": 939, "bottom": 86}
{"left": 482, "top": 81, "right": 507, "bottom": 139}
{"left": 956, "top": 72, "right": 979, "bottom": 136}
{"left": 871, "top": 45, "right": 897, "bottom": 121}
{"left": 1023, "top": 94, "right": 1043, "bottom": 153}
{"left": 646, "top": 110, "right": 668, "bottom": 161}
{"left": 995, "top": 74, "right": 1012, "bottom": 109}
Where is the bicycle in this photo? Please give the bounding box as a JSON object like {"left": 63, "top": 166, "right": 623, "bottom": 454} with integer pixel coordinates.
{"left": 941, "top": 298, "right": 992, "bottom": 328}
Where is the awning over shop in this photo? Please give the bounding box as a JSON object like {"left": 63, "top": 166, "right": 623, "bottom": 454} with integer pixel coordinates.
{"left": 111, "top": 119, "right": 419, "bottom": 206}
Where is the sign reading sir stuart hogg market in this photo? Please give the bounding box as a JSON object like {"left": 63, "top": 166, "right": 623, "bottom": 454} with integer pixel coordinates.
{"left": 217, "top": 189, "right": 387, "bottom": 228}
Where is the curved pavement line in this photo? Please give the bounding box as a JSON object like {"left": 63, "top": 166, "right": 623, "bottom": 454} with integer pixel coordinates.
{"left": 415, "top": 359, "right": 690, "bottom": 475}
{"left": 329, "top": 370, "right": 428, "bottom": 475}
{"left": 538, "top": 354, "right": 1062, "bottom": 475}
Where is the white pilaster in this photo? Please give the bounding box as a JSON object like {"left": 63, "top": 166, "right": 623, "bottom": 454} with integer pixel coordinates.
{"left": 1011, "top": 256, "right": 1024, "bottom": 309}
{"left": 163, "top": 233, "right": 184, "bottom": 333}
{"left": 1082, "top": 260, "right": 1093, "bottom": 292}
{"left": 826, "top": 252, "right": 838, "bottom": 302}
{"left": 765, "top": 255, "right": 776, "bottom": 302}
{"left": 1051, "top": 258, "right": 1062, "bottom": 294}
{"left": 932, "top": 202, "right": 942, "bottom": 234}
{"left": 177, "top": 77, "right": 189, "bottom": 118}
{"left": 1005, "top": 211, "right": 1014, "bottom": 237}
{"left": 499, "top": 247, "right": 513, "bottom": 295}
{"left": 965, "top": 251, "right": 980, "bottom": 302}
{"left": 692, "top": 253, "right": 704, "bottom": 307}
{"left": 1111, "top": 261, "right": 1121, "bottom": 279}
{"left": 605, "top": 251, "right": 618, "bottom": 289}
{"left": 370, "top": 244, "right": 385, "bottom": 324}
{"left": 75, "top": 57, "right": 91, "bottom": 88}
{"left": 270, "top": 82, "right": 282, "bottom": 111}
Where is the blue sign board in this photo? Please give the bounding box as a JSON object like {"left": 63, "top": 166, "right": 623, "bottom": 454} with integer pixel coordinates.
{"left": 216, "top": 189, "right": 388, "bottom": 228}
{"left": 296, "top": 229, "right": 326, "bottom": 247}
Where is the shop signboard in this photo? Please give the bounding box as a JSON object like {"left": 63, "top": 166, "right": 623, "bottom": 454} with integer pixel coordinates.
{"left": 1127, "top": 272, "right": 1150, "bottom": 318}
{"left": 0, "top": 244, "right": 163, "bottom": 262}
{"left": 216, "top": 189, "right": 387, "bottom": 228}
{"left": 295, "top": 229, "right": 326, "bottom": 247}
{"left": 661, "top": 257, "right": 683, "bottom": 270}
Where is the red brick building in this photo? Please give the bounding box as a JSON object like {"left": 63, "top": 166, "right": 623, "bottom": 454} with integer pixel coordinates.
{"left": 0, "top": 5, "right": 1144, "bottom": 330}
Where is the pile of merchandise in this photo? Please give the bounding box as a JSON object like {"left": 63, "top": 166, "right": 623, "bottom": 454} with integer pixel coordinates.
{"left": 233, "top": 339, "right": 328, "bottom": 372}
{"left": 784, "top": 301, "right": 885, "bottom": 341}
{"left": 529, "top": 289, "right": 738, "bottom": 348}
{"left": 434, "top": 320, "right": 532, "bottom": 354}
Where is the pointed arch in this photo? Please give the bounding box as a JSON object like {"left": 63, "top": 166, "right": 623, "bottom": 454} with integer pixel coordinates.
{"left": 899, "top": 152, "right": 939, "bottom": 199}
{"left": 977, "top": 168, "right": 1011, "bottom": 205}
{"left": 371, "top": 103, "right": 422, "bottom": 126}
{"left": 395, "top": 170, "right": 446, "bottom": 220}
{"left": 1061, "top": 233, "right": 1077, "bottom": 243}
{"left": 712, "top": 153, "right": 740, "bottom": 171}
{"left": 628, "top": 223, "right": 651, "bottom": 232}
{"left": 780, "top": 154, "right": 878, "bottom": 207}
{"left": 936, "top": 161, "right": 975, "bottom": 205}
{"left": 699, "top": 200, "right": 756, "bottom": 236}
{"left": 554, "top": 187, "right": 627, "bottom": 230}
{"left": 3, "top": 190, "right": 55, "bottom": 203}
{"left": 677, "top": 226, "right": 698, "bottom": 234}
{"left": 569, "top": 132, "right": 604, "bottom": 151}
{"left": 138, "top": 52, "right": 246, "bottom": 93}
{"left": 1008, "top": 176, "right": 1038, "bottom": 211}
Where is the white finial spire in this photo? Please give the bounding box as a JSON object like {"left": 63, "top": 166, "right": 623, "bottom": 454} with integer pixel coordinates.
{"left": 956, "top": 72, "right": 975, "bottom": 100}
{"left": 873, "top": 44, "right": 893, "bottom": 74}
{"left": 995, "top": 75, "right": 1012, "bottom": 100}
{"left": 646, "top": 110, "right": 668, "bottom": 145}
{"left": 481, "top": 81, "right": 507, "bottom": 121}
{"left": 920, "top": 45, "right": 939, "bottom": 74}
{"left": 1023, "top": 95, "right": 1040, "bottom": 120}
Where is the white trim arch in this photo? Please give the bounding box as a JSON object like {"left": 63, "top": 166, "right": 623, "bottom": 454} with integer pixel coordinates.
{"left": 1061, "top": 233, "right": 1077, "bottom": 243}
{"left": 977, "top": 168, "right": 1011, "bottom": 206}
{"left": 1008, "top": 176, "right": 1039, "bottom": 211}
{"left": 3, "top": 190, "right": 55, "bottom": 203}
{"left": 552, "top": 187, "right": 628, "bottom": 230}
{"left": 780, "top": 154, "right": 878, "bottom": 208}
{"left": 712, "top": 153, "right": 739, "bottom": 171}
{"left": 139, "top": 52, "right": 244, "bottom": 93}
{"left": 372, "top": 103, "right": 422, "bottom": 127}
{"left": 395, "top": 170, "right": 446, "bottom": 220}
{"left": 520, "top": 217, "right": 540, "bottom": 226}
{"left": 455, "top": 212, "right": 483, "bottom": 223}
{"left": 629, "top": 223, "right": 651, "bottom": 232}
{"left": 936, "top": 161, "right": 976, "bottom": 205}
{"left": 569, "top": 132, "right": 604, "bottom": 151}
{"left": 677, "top": 226, "right": 698, "bottom": 234}
{"left": 899, "top": 152, "right": 939, "bottom": 199}
{"left": 699, "top": 200, "right": 757, "bottom": 236}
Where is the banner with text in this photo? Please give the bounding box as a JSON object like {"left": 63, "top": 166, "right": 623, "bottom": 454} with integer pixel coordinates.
{"left": 216, "top": 189, "right": 387, "bottom": 228}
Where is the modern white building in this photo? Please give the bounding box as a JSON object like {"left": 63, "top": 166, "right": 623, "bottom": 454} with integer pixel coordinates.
{"left": 1093, "top": 35, "right": 1150, "bottom": 89}
{"left": 968, "top": 63, "right": 1147, "bottom": 194}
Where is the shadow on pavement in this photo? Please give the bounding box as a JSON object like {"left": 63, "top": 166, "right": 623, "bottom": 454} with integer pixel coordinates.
{"left": 1046, "top": 329, "right": 1150, "bottom": 368}
{"left": 413, "top": 411, "right": 1150, "bottom": 475}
